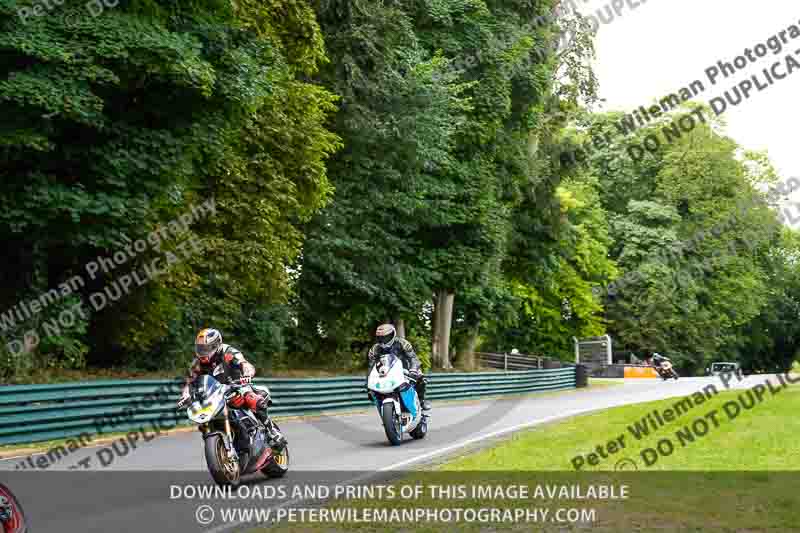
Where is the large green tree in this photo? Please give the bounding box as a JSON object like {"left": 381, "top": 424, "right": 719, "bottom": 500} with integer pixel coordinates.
{"left": 295, "top": 0, "right": 583, "bottom": 369}
{"left": 480, "top": 175, "right": 617, "bottom": 359}
{"left": 581, "top": 105, "right": 786, "bottom": 371}
{"left": 733, "top": 230, "right": 800, "bottom": 373}
{"left": 0, "top": 0, "right": 339, "bottom": 376}
{"left": 292, "top": 0, "right": 473, "bottom": 364}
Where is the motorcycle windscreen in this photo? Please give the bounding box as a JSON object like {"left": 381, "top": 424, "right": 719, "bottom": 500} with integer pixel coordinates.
{"left": 367, "top": 354, "right": 403, "bottom": 391}
{"left": 399, "top": 387, "right": 418, "bottom": 419}
{"left": 377, "top": 353, "right": 399, "bottom": 373}
{"left": 194, "top": 374, "right": 223, "bottom": 397}
{"left": 187, "top": 375, "right": 226, "bottom": 423}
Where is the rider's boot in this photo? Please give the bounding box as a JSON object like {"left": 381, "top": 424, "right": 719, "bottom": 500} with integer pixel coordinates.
{"left": 255, "top": 400, "right": 287, "bottom": 452}
{"left": 416, "top": 379, "right": 432, "bottom": 412}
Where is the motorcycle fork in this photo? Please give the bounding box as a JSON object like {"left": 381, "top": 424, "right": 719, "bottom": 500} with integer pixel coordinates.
{"left": 223, "top": 405, "right": 238, "bottom": 460}
{"left": 224, "top": 405, "right": 233, "bottom": 439}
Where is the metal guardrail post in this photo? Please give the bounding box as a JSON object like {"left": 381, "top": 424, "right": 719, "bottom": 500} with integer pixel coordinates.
{"left": 573, "top": 336, "right": 579, "bottom": 364}
{"left": 504, "top": 352, "right": 508, "bottom": 372}
{"left": 575, "top": 364, "right": 588, "bottom": 388}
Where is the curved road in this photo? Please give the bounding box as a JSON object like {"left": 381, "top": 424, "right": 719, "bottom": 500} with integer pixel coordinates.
{"left": 0, "top": 374, "right": 781, "bottom": 532}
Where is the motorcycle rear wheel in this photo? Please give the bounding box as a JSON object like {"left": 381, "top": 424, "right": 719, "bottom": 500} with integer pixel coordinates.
{"left": 382, "top": 402, "right": 403, "bottom": 446}
{"left": 205, "top": 434, "right": 241, "bottom": 487}
{"left": 261, "top": 423, "right": 291, "bottom": 478}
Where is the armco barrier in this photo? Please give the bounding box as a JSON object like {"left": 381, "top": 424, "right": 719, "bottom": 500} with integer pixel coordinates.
{"left": 477, "top": 352, "right": 543, "bottom": 371}
{"left": 0, "top": 367, "right": 576, "bottom": 446}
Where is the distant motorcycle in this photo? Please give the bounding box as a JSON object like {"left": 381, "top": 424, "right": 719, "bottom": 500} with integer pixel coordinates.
{"left": 0, "top": 483, "right": 27, "bottom": 533}
{"left": 179, "top": 374, "right": 289, "bottom": 486}
{"left": 655, "top": 360, "right": 679, "bottom": 380}
{"left": 367, "top": 352, "right": 428, "bottom": 445}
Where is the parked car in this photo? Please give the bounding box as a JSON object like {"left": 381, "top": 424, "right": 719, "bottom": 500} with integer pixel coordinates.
{"left": 706, "top": 361, "right": 743, "bottom": 378}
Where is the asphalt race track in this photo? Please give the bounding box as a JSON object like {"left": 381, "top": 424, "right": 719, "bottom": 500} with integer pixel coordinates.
{"left": 0, "top": 374, "right": 782, "bottom": 532}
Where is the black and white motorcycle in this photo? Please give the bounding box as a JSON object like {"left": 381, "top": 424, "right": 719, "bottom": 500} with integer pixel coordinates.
{"left": 178, "top": 374, "right": 289, "bottom": 486}
{"left": 655, "top": 359, "right": 679, "bottom": 380}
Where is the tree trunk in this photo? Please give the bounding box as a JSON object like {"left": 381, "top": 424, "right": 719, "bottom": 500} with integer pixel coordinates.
{"left": 431, "top": 295, "right": 439, "bottom": 364}
{"left": 433, "top": 289, "right": 454, "bottom": 369}
{"left": 440, "top": 291, "right": 455, "bottom": 369}
{"left": 460, "top": 326, "right": 480, "bottom": 371}
{"left": 394, "top": 318, "right": 406, "bottom": 339}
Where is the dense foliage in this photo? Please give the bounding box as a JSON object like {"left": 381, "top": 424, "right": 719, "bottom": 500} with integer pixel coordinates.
{"left": 576, "top": 105, "right": 795, "bottom": 372}
{"left": 0, "top": 0, "right": 340, "bottom": 376}
{"left": 0, "top": 0, "right": 795, "bottom": 380}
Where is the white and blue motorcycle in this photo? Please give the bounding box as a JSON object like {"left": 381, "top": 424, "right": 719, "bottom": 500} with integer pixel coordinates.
{"left": 367, "top": 352, "right": 429, "bottom": 445}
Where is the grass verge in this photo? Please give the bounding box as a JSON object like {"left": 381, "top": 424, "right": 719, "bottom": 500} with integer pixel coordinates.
{"left": 261, "top": 377, "right": 800, "bottom": 533}
{"left": 447, "top": 380, "right": 800, "bottom": 471}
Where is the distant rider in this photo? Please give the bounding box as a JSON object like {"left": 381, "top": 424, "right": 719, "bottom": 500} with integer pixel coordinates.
{"left": 178, "top": 328, "right": 287, "bottom": 451}
{"left": 367, "top": 324, "right": 431, "bottom": 411}
{"left": 650, "top": 352, "right": 667, "bottom": 366}
{"left": 647, "top": 352, "right": 670, "bottom": 372}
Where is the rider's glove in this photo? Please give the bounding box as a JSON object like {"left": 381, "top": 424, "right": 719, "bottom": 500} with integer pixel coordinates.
{"left": 241, "top": 362, "right": 256, "bottom": 378}
{"left": 177, "top": 390, "right": 190, "bottom": 408}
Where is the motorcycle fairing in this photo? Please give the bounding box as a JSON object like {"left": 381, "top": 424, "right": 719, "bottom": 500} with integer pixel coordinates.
{"left": 399, "top": 387, "right": 418, "bottom": 419}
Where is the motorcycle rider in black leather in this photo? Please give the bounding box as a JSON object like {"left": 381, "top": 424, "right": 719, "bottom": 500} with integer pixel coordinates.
{"left": 178, "top": 328, "right": 287, "bottom": 452}
{"left": 367, "top": 324, "right": 431, "bottom": 411}
{"left": 648, "top": 352, "right": 670, "bottom": 374}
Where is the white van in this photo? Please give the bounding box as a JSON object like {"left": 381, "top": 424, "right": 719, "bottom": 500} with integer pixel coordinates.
{"left": 706, "top": 362, "right": 743, "bottom": 377}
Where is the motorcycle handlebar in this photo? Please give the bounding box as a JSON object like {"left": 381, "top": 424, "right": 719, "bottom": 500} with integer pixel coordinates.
{"left": 404, "top": 370, "right": 422, "bottom": 383}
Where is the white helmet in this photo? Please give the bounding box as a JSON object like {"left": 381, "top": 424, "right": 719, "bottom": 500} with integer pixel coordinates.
{"left": 195, "top": 328, "right": 223, "bottom": 363}
{"left": 375, "top": 324, "right": 397, "bottom": 348}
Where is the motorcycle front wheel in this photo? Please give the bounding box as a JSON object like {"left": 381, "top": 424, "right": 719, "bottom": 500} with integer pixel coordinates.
{"left": 381, "top": 402, "right": 403, "bottom": 446}
{"left": 205, "top": 434, "right": 241, "bottom": 487}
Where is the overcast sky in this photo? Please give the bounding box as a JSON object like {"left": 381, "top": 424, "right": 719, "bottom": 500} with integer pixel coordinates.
{"left": 576, "top": 0, "right": 800, "bottom": 183}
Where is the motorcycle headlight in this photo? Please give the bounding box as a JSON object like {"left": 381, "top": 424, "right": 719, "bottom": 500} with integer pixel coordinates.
{"left": 191, "top": 404, "right": 215, "bottom": 418}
